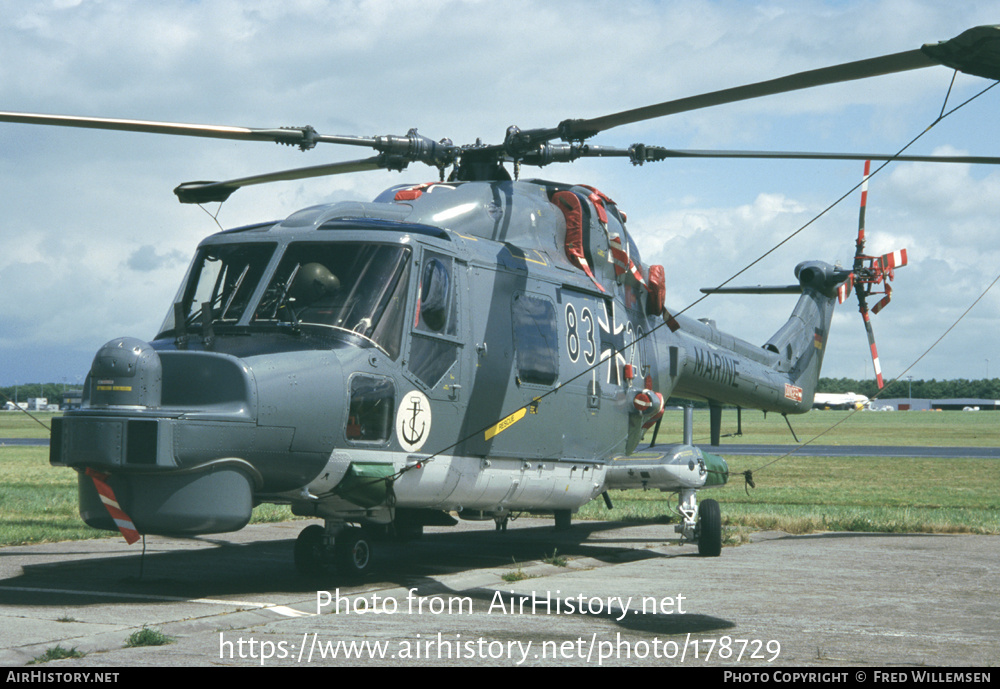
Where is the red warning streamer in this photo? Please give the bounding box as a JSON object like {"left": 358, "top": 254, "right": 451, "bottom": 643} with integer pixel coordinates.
{"left": 85, "top": 468, "right": 140, "bottom": 544}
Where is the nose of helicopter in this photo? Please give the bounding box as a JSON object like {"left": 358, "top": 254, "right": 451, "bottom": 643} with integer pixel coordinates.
{"left": 52, "top": 336, "right": 347, "bottom": 535}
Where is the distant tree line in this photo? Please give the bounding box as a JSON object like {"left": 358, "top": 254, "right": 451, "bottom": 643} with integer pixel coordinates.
{"left": 3, "top": 379, "right": 999, "bottom": 410}
{"left": 817, "top": 377, "right": 1000, "bottom": 400}
{"left": 0, "top": 383, "right": 79, "bottom": 405}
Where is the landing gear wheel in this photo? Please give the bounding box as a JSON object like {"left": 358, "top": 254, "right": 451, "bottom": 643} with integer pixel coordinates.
{"left": 697, "top": 498, "right": 722, "bottom": 557}
{"left": 294, "top": 524, "right": 330, "bottom": 576}
{"left": 554, "top": 509, "right": 571, "bottom": 531}
{"left": 335, "top": 527, "right": 373, "bottom": 577}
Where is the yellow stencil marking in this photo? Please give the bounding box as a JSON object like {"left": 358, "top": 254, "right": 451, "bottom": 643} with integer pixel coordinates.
{"left": 484, "top": 408, "right": 527, "bottom": 440}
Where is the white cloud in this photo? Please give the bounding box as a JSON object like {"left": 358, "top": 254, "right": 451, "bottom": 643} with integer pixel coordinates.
{"left": 1, "top": 0, "right": 998, "bottom": 384}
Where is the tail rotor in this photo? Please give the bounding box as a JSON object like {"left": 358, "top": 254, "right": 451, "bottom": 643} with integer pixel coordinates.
{"left": 837, "top": 160, "right": 908, "bottom": 389}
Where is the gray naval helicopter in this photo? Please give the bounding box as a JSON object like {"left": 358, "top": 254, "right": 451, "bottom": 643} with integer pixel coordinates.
{"left": 7, "top": 24, "right": 999, "bottom": 575}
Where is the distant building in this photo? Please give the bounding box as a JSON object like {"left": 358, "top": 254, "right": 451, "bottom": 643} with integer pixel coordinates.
{"left": 61, "top": 390, "right": 83, "bottom": 410}
{"left": 875, "top": 398, "right": 999, "bottom": 411}
{"left": 930, "top": 398, "right": 1000, "bottom": 412}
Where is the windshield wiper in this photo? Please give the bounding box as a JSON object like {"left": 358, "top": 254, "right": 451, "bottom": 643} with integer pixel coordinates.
{"left": 219, "top": 263, "right": 251, "bottom": 321}
{"left": 269, "top": 263, "right": 302, "bottom": 331}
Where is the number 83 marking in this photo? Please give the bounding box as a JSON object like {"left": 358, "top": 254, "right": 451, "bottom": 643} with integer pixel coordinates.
{"left": 565, "top": 303, "right": 596, "bottom": 365}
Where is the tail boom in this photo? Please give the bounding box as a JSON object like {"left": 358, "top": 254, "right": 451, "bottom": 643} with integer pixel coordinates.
{"left": 656, "top": 261, "right": 844, "bottom": 414}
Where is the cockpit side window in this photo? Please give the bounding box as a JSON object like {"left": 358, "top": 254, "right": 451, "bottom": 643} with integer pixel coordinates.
{"left": 408, "top": 250, "right": 460, "bottom": 388}
{"left": 415, "top": 253, "right": 455, "bottom": 336}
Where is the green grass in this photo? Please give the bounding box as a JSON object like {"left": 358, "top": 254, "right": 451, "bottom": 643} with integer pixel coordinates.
{"left": 0, "top": 411, "right": 59, "bottom": 439}
{"left": 2, "top": 410, "right": 997, "bottom": 545}
{"left": 649, "top": 407, "right": 1000, "bottom": 447}
{"left": 124, "top": 627, "right": 175, "bottom": 648}
{"left": 0, "top": 446, "right": 93, "bottom": 544}
{"left": 28, "top": 645, "right": 85, "bottom": 664}
{"left": 605, "top": 409, "right": 1000, "bottom": 537}
{"left": 581, "top": 452, "right": 1000, "bottom": 535}
{"left": 542, "top": 548, "right": 568, "bottom": 566}
{"left": 502, "top": 559, "right": 534, "bottom": 582}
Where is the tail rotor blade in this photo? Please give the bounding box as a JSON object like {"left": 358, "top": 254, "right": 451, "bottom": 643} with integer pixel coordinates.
{"left": 845, "top": 160, "right": 908, "bottom": 388}
{"left": 880, "top": 249, "right": 908, "bottom": 274}
{"left": 872, "top": 284, "right": 893, "bottom": 315}
{"left": 856, "top": 159, "right": 871, "bottom": 261}
{"left": 852, "top": 160, "right": 883, "bottom": 389}
{"left": 860, "top": 304, "right": 885, "bottom": 389}
{"left": 837, "top": 274, "right": 854, "bottom": 303}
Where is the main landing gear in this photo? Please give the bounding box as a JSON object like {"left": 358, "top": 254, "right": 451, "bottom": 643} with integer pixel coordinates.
{"left": 294, "top": 523, "right": 373, "bottom": 578}
{"left": 676, "top": 489, "right": 722, "bottom": 557}
{"left": 696, "top": 498, "right": 722, "bottom": 557}
{"left": 674, "top": 406, "right": 723, "bottom": 556}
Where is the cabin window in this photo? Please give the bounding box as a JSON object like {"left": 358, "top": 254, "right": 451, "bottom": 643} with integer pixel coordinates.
{"left": 512, "top": 293, "right": 559, "bottom": 386}
{"left": 346, "top": 375, "right": 395, "bottom": 444}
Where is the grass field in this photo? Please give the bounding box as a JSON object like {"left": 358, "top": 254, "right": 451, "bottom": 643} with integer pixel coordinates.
{"left": 1, "top": 409, "right": 997, "bottom": 546}
{"left": 649, "top": 406, "right": 1000, "bottom": 447}
{"left": 0, "top": 412, "right": 58, "bottom": 439}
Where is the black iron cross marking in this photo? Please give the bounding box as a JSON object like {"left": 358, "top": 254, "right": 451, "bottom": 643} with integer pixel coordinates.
{"left": 597, "top": 298, "right": 626, "bottom": 386}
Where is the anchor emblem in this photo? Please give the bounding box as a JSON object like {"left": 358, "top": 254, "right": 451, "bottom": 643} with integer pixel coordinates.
{"left": 396, "top": 390, "right": 432, "bottom": 452}
{"left": 401, "top": 395, "right": 426, "bottom": 446}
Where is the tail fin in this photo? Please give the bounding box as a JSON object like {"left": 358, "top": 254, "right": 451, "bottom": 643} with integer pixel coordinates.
{"left": 762, "top": 261, "right": 848, "bottom": 408}
{"left": 690, "top": 260, "right": 848, "bottom": 413}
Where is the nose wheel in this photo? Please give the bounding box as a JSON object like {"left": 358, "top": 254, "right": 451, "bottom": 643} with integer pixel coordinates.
{"left": 294, "top": 523, "right": 373, "bottom": 578}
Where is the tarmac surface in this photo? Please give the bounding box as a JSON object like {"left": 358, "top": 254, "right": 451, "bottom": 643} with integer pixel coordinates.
{"left": 1, "top": 518, "right": 997, "bottom": 667}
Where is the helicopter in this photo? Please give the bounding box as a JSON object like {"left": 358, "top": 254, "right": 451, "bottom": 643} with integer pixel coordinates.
{"left": 3, "top": 23, "right": 998, "bottom": 575}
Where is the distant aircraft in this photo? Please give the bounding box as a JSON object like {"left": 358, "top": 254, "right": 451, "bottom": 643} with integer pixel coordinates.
{"left": 812, "top": 392, "right": 870, "bottom": 410}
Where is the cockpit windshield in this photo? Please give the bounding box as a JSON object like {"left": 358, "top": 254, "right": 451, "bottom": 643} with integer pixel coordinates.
{"left": 159, "top": 241, "right": 411, "bottom": 358}
{"left": 165, "top": 243, "right": 276, "bottom": 334}
{"left": 253, "top": 243, "right": 411, "bottom": 357}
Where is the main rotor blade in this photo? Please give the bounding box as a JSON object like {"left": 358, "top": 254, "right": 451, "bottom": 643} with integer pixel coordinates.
{"left": 174, "top": 157, "right": 385, "bottom": 204}
{"left": 641, "top": 149, "right": 1000, "bottom": 165}
{"left": 700, "top": 285, "right": 802, "bottom": 294}
{"left": 559, "top": 25, "right": 1000, "bottom": 140}
{"left": 0, "top": 111, "right": 375, "bottom": 150}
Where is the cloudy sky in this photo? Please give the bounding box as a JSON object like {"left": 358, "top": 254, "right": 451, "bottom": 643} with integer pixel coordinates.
{"left": 1, "top": 0, "right": 998, "bottom": 389}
